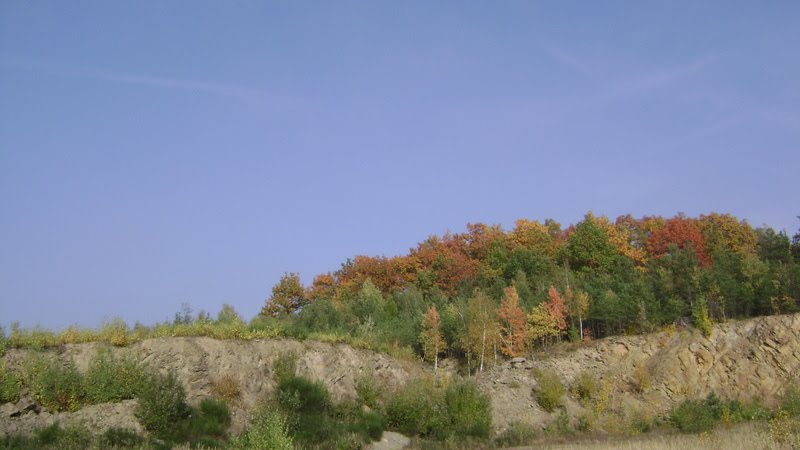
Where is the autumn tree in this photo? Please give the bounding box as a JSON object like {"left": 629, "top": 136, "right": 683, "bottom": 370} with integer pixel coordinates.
{"left": 261, "top": 273, "right": 306, "bottom": 317}
{"left": 527, "top": 303, "right": 559, "bottom": 347}
{"left": 698, "top": 213, "right": 758, "bottom": 256}
{"left": 544, "top": 286, "right": 568, "bottom": 340}
{"left": 646, "top": 216, "right": 711, "bottom": 266}
{"left": 420, "top": 304, "right": 447, "bottom": 372}
{"left": 564, "top": 288, "right": 590, "bottom": 341}
{"left": 497, "top": 286, "right": 529, "bottom": 357}
{"left": 464, "top": 290, "right": 500, "bottom": 373}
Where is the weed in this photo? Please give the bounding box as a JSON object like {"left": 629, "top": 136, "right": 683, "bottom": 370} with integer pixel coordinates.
{"left": 84, "top": 349, "right": 147, "bottom": 403}
{"left": 29, "top": 360, "right": 84, "bottom": 411}
{"left": 0, "top": 362, "right": 21, "bottom": 404}
{"left": 570, "top": 371, "right": 597, "bottom": 402}
{"left": 534, "top": 369, "right": 565, "bottom": 412}
{"left": 230, "top": 408, "right": 293, "bottom": 450}
{"left": 210, "top": 373, "right": 242, "bottom": 405}
{"left": 355, "top": 372, "right": 384, "bottom": 409}
{"left": 273, "top": 351, "right": 298, "bottom": 383}
{"left": 135, "top": 371, "right": 190, "bottom": 437}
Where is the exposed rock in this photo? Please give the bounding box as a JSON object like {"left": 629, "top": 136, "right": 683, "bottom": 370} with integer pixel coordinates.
{"left": 478, "top": 313, "right": 800, "bottom": 432}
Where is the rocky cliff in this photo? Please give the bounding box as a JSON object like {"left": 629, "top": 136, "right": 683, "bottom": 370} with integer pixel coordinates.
{"left": 478, "top": 313, "right": 800, "bottom": 431}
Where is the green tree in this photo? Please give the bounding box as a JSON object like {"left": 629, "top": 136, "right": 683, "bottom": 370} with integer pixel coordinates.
{"left": 561, "top": 214, "right": 619, "bottom": 272}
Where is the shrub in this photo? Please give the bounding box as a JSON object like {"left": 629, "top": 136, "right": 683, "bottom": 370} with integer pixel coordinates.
{"left": 230, "top": 408, "right": 294, "bottom": 450}
{"left": 35, "top": 423, "right": 92, "bottom": 450}
{"left": 0, "top": 362, "right": 21, "bottom": 404}
{"left": 98, "top": 427, "right": 144, "bottom": 448}
{"left": 534, "top": 369, "right": 565, "bottom": 412}
{"left": 385, "top": 379, "right": 447, "bottom": 437}
{"left": 444, "top": 381, "right": 492, "bottom": 438}
{"left": 355, "top": 372, "right": 384, "bottom": 408}
{"left": 781, "top": 380, "right": 800, "bottom": 416}
{"left": 277, "top": 375, "right": 331, "bottom": 415}
{"left": 210, "top": 373, "right": 242, "bottom": 405}
{"left": 84, "top": 350, "right": 146, "bottom": 403}
{"left": 272, "top": 351, "right": 298, "bottom": 383}
{"left": 180, "top": 398, "right": 232, "bottom": 447}
{"left": 692, "top": 297, "right": 713, "bottom": 337}
{"left": 98, "top": 319, "right": 131, "bottom": 346}
{"left": 135, "top": 371, "right": 190, "bottom": 437}
{"left": 570, "top": 371, "right": 597, "bottom": 402}
{"left": 29, "top": 360, "right": 84, "bottom": 411}
{"left": 670, "top": 395, "right": 720, "bottom": 433}
{"left": 495, "top": 421, "right": 537, "bottom": 447}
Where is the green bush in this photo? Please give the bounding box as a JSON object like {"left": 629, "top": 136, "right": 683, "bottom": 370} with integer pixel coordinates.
{"left": 190, "top": 398, "right": 232, "bottom": 438}
{"left": 444, "top": 381, "right": 492, "bottom": 438}
{"left": 84, "top": 350, "right": 147, "bottom": 403}
{"left": 230, "top": 408, "right": 294, "bottom": 450}
{"left": 35, "top": 423, "right": 92, "bottom": 450}
{"left": 29, "top": 360, "right": 84, "bottom": 411}
{"left": 385, "top": 379, "right": 447, "bottom": 437}
{"left": 670, "top": 395, "right": 720, "bottom": 433}
{"left": 277, "top": 375, "right": 331, "bottom": 415}
{"left": 534, "top": 369, "right": 565, "bottom": 412}
{"left": 0, "top": 363, "right": 21, "bottom": 404}
{"left": 134, "top": 371, "right": 190, "bottom": 437}
{"left": 355, "top": 373, "right": 384, "bottom": 408}
{"left": 98, "top": 427, "right": 145, "bottom": 448}
{"left": 272, "top": 351, "right": 298, "bottom": 383}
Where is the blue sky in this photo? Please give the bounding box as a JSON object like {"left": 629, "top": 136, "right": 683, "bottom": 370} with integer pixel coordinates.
{"left": 1, "top": 1, "right": 798, "bottom": 329}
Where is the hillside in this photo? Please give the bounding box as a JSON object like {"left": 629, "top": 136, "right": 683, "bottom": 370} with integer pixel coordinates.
{"left": 1, "top": 313, "right": 799, "bottom": 444}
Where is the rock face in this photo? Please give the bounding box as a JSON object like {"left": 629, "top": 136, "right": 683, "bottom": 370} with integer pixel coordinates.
{"left": 478, "top": 313, "right": 800, "bottom": 432}
{"left": 0, "top": 337, "right": 422, "bottom": 436}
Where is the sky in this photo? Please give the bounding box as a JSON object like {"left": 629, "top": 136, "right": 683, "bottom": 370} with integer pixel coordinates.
{"left": 1, "top": 1, "right": 798, "bottom": 330}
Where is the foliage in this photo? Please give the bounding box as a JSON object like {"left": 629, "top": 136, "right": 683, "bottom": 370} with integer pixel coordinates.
{"left": 230, "top": 408, "right": 294, "bottom": 450}
{"left": 98, "top": 427, "right": 145, "bottom": 448}
{"left": 134, "top": 371, "right": 190, "bottom": 437}
{"left": 570, "top": 371, "right": 597, "bottom": 402}
{"left": 261, "top": 272, "right": 307, "bottom": 317}
{"left": 83, "top": 349, "right": 147, "bottom": 403}
{"left": 355, "top": 372, "right": 384, "bottom": 409}
{"left": 28, "top": 359, "right": 84, "bottom": 412}
{"left": 272, "top": 351, "right": 298, "bottom": 383}
{"left": 534, "top": 369, "right": 565, "bottom": 412}
{"left": 692, "top": 297, "right": 713, "bottom": 337}
{"left": 497, "top": 287, "right": 529, "bottom": 357}
{"left": 210, "top": 373, "right": 242, "bottom": 405}
{"left": 781, "top": 380, "right": 800, "bottom": 416}
{"left": 0, "top": 362, "right": 21, "bottom": 404}
{"left": 444, "top": 381, "right": 492, "bottom": 438}
{"left": 386, "top": 378, "right": 492, "bottom": 440}
{"left": 419, "top": 304, "right": 447, "bottom": 368}
{"left": 34, "top": 423, "right": 93, "bottom": 450}
{"left": 385, "top": 379, "right": 447, "bottom": 437}
{"left": 667, "top": 393, "right": 770, "bottom": 433}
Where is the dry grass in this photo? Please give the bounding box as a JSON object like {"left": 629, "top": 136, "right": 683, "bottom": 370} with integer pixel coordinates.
{"left": 525, "top": 422, "right": 786, "bottom": 450}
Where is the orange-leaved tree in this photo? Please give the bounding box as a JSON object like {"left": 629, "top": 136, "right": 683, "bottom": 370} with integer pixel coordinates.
{"left": 497, "top": 286, "right": 529, "bottom": 357}
{"left": 261, "top": 272, "right": 307, "bottom": 317}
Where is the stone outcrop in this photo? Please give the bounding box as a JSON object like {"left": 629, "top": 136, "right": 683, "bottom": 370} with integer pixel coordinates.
{"left": 478, "top": 313, "right": 800, "bottom": 432}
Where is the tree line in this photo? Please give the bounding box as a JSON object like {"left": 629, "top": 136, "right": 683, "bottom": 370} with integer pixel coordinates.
{"left": 261, "top": 212, "right": 800, "bottom": 372}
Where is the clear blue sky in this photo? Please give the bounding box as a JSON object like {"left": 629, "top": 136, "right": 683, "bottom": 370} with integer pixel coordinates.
{"left": 1, "top": 1, "right": 798, "bottom": 329}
